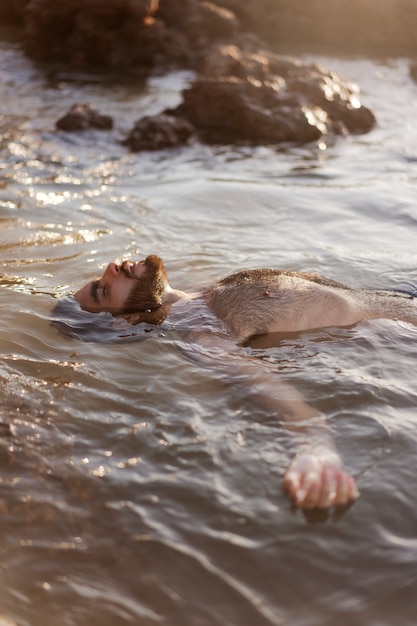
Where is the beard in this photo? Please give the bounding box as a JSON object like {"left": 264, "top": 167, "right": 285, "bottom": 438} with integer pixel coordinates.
{"left": 121, "top": 255, "right": 170, "bottom": 314}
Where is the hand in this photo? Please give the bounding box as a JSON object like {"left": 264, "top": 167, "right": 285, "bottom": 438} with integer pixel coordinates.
{"left": 283, "top": 448, "right": 359, "bottom": 509}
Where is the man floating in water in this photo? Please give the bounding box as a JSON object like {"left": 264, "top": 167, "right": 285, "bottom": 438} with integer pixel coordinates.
{"left": 73, "top": 254, "right": 417, "bottom": 510}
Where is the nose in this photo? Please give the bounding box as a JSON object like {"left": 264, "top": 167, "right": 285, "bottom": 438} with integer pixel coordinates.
{"left": 103, "top": 262, "right": 120, "bottom": 279}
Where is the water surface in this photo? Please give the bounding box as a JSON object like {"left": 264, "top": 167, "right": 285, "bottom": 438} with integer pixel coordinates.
{"left": 0, "top": 43, "right": 417, "bottom": 626}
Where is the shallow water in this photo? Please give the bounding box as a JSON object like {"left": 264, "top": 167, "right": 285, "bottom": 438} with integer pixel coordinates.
{"left": 1, "top": 41, "right": 417, "bottom": 626}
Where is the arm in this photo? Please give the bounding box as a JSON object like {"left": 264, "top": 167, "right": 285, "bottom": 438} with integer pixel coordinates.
{"left": 184, "top": 331, "right": 359, "bottom": 509}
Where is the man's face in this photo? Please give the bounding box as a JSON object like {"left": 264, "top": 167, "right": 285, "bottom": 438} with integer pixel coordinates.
{"left": 75, "top": 255, "right": 168, "bottom": 315}
{"left": 75, "top": 260, "right": 147, "bottom": 314}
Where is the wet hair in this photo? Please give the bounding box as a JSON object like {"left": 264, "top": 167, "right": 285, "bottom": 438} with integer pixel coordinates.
{"left": 50, "top": 297, "right": 163, "bottom": 343}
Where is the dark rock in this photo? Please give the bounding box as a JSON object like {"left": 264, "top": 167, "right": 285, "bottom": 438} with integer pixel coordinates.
{"left": 56, "top": 103, "right": 113, "bottom": 131}
{"left": 154, "top": 0, "right": 241, "bottom": 69}
{"left": 186, "top": 2, "right": 240, "bottom": 42}
{"left": 279, "top": 59, "right": 377, "bottom": 135}
{"left": 410, "top": 62, "right": 417, "bottom": 82}
{"left": 158, "top": 0, "right": 239, "bottom": 41}
{"left": 173, "top": 77, "right": 322, "bottom": 144}
{"left": 0, "top": 0, "right": 29, "bottom": 25}
{"left": 23, "top": 0, "right": 376, "bottom": 148}
{"left": 23, "top": 0, "right": 242, "bottom": 72}
{"left": 199, "top": 36, "right": 276, "bottom": 80}
{"left": 123, "top": 114, "right": 194, "bottom": 151}
{"left": 24, "top": 0, "right": 161, "bottom": 70}
{"left": 172, "top": 43, "right": 376, "bottom": 145}
{"left": 13, "top": 0, "right": 417, "bottom": 63}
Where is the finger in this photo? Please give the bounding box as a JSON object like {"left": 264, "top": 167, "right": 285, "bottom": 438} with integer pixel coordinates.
{"left": 335, "top": 471, "right": 350, "bottom": 505}
{"left": 294, "top": 468, "right": 322, "bottom": 508}
{"left": 316, "top": 467, "right": 338, "bottom": 508}
{"left": 299, "top": 480, "right": 322, "bottom": 509}
{"left": 335, "top": 472, "right": 360, "bottom": 506}
{"left": 282, "top": 470, "right": 301, "bottom": 498}
{"left": 347, "top": 475, "right": 360, "bottom": 501}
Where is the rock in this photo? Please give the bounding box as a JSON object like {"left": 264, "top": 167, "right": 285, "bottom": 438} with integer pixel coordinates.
{"left": 123, "top": 114, "right": 194, "bottom": 151}
{"left": 199, "top": 35, "right": 281, "bottom": 79}
{"left": 173, "top": 76, "right": 322, "bottom": 144}
{"left": 278, "top": 58, "right": 377, "bottom": 135}
{"left": 172, "top": 43, "right": 376, "bottom": 145}
{"left": 154, "top": 0, "right": 241, "bottom": 69}
{"left": 24, "top": 0, "right": 161, "bottom": 70}
{"left": 23, "top": 0, "right": 376, "bottom": 148}
{"left": 188, "top": 2, "right": 240, "bottom": 41}
{"left": 0, "top": 0, "right": 29, "bottom": 25}
{"left": 56, "top": 103, "right": 113, "bottom": 131}
{"left": 15, "top": 0, "right": 417, "bottom": 63}
{"left": 158, "top": 0, "right": 239, "bottom": 41}
{"left": 410, "top": 62, "right": 417, "bottom": 82}
{"left": 23, "top": 0, "right": 243, "bottom": 72}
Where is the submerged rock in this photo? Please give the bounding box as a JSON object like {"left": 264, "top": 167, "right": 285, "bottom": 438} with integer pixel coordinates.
{"left": 123, "top": 114, "right": 194, "bottom": 151}
{"left": 56, "top": 103, "right": 113, "bottom": 131}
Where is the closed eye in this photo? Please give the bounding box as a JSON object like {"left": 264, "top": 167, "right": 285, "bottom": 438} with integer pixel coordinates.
{"left": 90, "top": 280, "right": 108, "bottom": 304}
{"left": 91, "top": 280, "right": 100, "bottom": 304}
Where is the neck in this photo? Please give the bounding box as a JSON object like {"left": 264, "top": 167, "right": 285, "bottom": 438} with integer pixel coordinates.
{"left": 162, "top": 285, "right": 201, "bottom": 305}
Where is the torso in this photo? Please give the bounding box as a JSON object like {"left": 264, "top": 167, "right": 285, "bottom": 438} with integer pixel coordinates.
{"left": 198, "top": 269, "right": 417, "bottom": 339}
